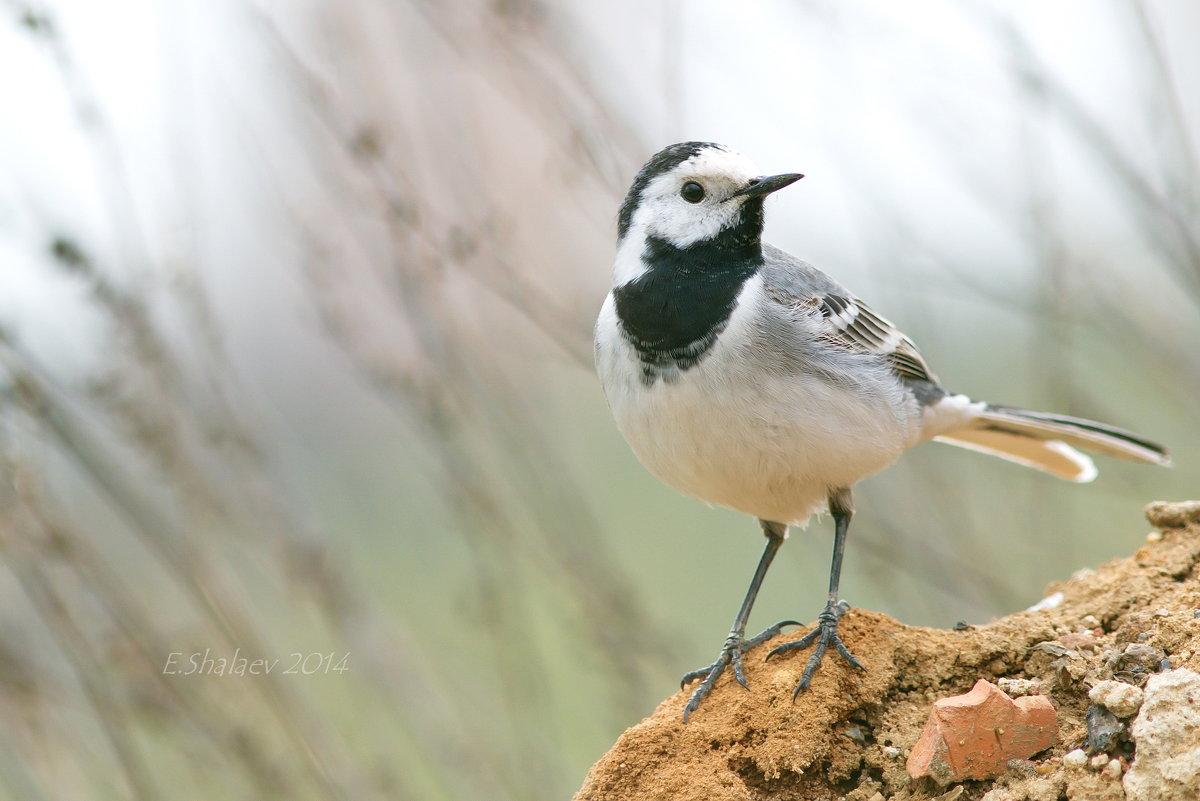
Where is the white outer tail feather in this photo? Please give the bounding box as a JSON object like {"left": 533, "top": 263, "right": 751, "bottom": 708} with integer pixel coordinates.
{"left": 935, "top": 405, "right": 1170, "bottom": 483}
{"left": 935, "top": 429, "right": 1098, "bottom": 482}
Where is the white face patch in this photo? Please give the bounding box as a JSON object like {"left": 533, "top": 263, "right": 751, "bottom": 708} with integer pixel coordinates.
{"left": 621, "top": 146, "right": 762, "bottom": 258}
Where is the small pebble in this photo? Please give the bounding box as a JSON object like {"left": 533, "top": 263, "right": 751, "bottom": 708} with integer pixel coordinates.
{"left": 883, "top": 745, "right": 901, "bottom": 759}
{"left": 1081, "top": 614, "right": 1100, "bottom": 628}
{"left": 1104, "top": 759, "right": 1123, "bottom": 779}
{"left": 997, "top": 678, "right": 1040, "bottom": 697}
{"left": 1146, "top": 530, "right": 1163, "bottom": 543}
{"left": 1027, "top": 592, "right": 1063, "bottom": 612}
{"left": 1005, "top": 758, "right": 1036, "bottom": 776}
{"left": 868, "top": 793, "right": 885, "bottom": 801}
{"left": 1086, "top": 705, "right": 1125, "bottom": 752}
{"left": 842, "top": 725, "right": 867, "bottom": 744}
{"left": 1154, "top": 608, "right": 1170, "bottom": 617}
{"left": 1089, "top": 680, "right": 1145, "bottom": 717}
{"left": 1090, "top": 753, "right": 1110, "bottom": 770}
{"left": 1032, "top": 641, "right": 1069, "bottom": 657}
{"left": 1145, "top": 500, "right": 1200, "bottom": 527}
{"left": 1063, "top": 749, "right": 1088, "bottom": 768}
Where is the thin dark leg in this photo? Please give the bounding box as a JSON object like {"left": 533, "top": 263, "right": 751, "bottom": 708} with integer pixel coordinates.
{"left": 825, "top": 491, "right": 851, "bottom": 607}
{"left": 680, "top": 520, "right": 800, "bottom": 721}
{"left": 766, "top": 488, "right": 865, "bottom": 696}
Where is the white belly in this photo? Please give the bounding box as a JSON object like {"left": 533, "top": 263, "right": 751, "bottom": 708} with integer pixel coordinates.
{"left": 595, "top": 280, "right": 920, "bottom": 525}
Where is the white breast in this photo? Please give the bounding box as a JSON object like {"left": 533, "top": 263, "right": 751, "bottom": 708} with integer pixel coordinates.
{"left": 595, "top": 275, "right": 921, "bottom": 525}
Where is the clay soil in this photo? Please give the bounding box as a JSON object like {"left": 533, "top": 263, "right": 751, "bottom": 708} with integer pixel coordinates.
{"left": 573, "top": 501, "right": 1200, "bottom": 801}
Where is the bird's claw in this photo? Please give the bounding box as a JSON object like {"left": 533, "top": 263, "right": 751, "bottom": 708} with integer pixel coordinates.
{"left": 680, "top": 620, "right": 800, "bottom": 721}
{"left": 765, "top": 601, "right": 864, "bottom": 697}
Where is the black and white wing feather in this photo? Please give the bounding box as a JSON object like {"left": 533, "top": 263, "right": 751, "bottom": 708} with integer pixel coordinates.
{"left": 758, "top": 245, "right": 938, "bottom": 386}
{"left": 812, "top": 293, "right": 937, "bottom": 384}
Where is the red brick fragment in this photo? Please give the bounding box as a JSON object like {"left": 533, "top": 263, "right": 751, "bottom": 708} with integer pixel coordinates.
{"left": 906, "top": 678, "right": 1058, "bottom": 785}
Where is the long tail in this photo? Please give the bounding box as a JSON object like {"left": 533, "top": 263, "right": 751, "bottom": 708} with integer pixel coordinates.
{"left": 934, "top": 404, "right": 1171, "bottom": 483}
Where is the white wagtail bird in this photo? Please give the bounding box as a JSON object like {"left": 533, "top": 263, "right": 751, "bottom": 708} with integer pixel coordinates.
{"left": 594, "top": 141, "right": 1170, "bottom": 721}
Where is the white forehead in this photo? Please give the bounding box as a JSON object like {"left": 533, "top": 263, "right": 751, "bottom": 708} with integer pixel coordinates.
{"left": 643, "top": 146, "right": 760, "bottom": 197}
{"left": 613, "top": 146, "right": 764, "bottom": 282}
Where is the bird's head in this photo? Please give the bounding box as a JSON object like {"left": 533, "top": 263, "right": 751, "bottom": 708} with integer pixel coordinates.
{"left": 616, "top": 142, "right": 803, "bottom": 253}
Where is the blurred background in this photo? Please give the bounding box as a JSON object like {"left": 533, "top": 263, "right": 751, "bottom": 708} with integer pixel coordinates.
{"left": 0, "top": 0, "right": 1196, "bottom": 798}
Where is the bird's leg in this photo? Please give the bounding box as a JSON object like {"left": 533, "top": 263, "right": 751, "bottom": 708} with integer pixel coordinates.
{"left": 766, "top": 488, "right": 866, "bottom": 696}
{"left": 680, "top": 520, "right": 800, "bottom": 721}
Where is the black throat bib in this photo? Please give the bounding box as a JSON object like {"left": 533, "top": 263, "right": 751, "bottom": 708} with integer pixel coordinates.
{"left": 613, "top": 228, "right": 763, "bottom": 383}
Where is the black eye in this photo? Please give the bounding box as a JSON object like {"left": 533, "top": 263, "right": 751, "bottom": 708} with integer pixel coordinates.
{"left": 680, "top": 181, "right": 705, "bottom": 203}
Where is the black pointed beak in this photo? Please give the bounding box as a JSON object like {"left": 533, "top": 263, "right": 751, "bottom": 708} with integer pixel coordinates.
{"left": 728, "top": 172, "right": 804, "bottom": 200}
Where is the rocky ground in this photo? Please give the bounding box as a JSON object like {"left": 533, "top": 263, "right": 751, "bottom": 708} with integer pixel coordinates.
{"left": 573, "top": 501, "right": 1200, "bottom": 801}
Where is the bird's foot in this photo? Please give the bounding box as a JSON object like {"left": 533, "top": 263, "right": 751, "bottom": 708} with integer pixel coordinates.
{"left": 680, "top": 619, "right": 800, "bottom": 721}
{"left": 766, "top": 600, "right": 865, "bottom": 697}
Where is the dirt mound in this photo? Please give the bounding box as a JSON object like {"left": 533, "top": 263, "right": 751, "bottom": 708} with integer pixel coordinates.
{"left": 574, "top": 501, "right": 1200, "bottom": 801}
